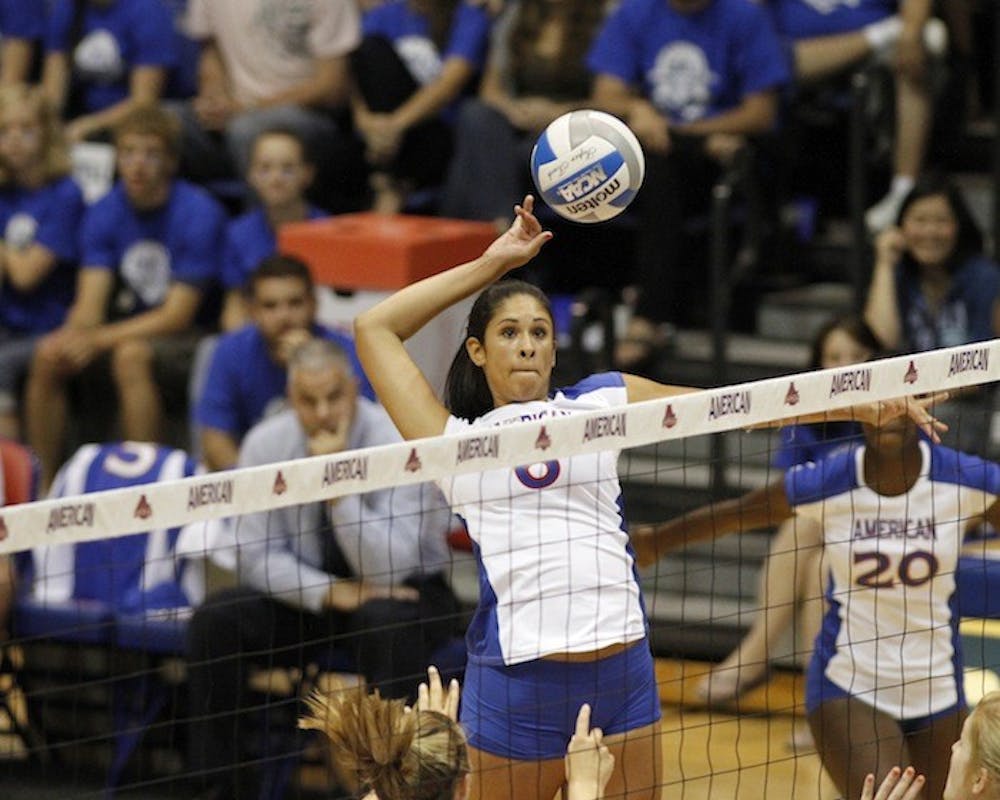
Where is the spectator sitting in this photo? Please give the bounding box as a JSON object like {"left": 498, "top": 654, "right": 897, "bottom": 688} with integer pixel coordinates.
{"left": 178, "top": 0, "right": 367, "bottom": 211}
{"left": 195, "top": 254, "right": 374, "bottom": 472}
{"left": 25, "top": 103, "right": 227, "bottom": 490}
{"left": 41, "top": 0, "right": 181, "bottom": 144}
{"left": 219, "top": 127, "right": 328, "bottom": 332}
{"left": 441, "top": 0, "right": 607, "bottom": 230}
{"left": 0, "top": 1, "right": 46, "bottom": 86}
{"left": 863, "top": 171, "right": 1000, "bottom": 455}
{"left": 350, "top": 0, "right": 496, "bottom": 214}
{"left": 588, "top": 0, "right": 790, "bottom": 372}
{"left": 767, "top": 0, "right": 946, "bottom": 233}
{"left": 186, "top": 337, "right": 457, "bottom": 799}
{"left": 0, "top": 84, "right": 86, "bottom": 440}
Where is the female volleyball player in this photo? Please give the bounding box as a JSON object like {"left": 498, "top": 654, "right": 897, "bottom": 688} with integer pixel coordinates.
{"left": 859, "top": 689, "right": 1000, "bottom": 800}
{"left": 355, "top": 194, "right": 948, "bottom": 800}
{"left": 301, "top": 666, "right": 614, "bottom": 800}
{"left": 699, "top": 316, "right": 880, "bottom": 734}
{"left": 635, "top": 412, "right": 1000, "bottom": 800}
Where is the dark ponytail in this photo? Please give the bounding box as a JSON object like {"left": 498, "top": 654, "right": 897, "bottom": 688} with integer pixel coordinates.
{"left": 444, "top": 280, "right": 552, "bottom": 421}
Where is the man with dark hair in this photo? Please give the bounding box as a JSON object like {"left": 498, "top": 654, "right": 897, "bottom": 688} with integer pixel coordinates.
{"left": 25, "top": 104, "right": 226, "bottom": 489}
{"left": 194, "top": 254, "right": 373, "bottom": 472}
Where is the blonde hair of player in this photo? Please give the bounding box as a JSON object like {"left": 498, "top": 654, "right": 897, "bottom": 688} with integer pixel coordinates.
{"left": 963, "top": 691, "right": 1000, "bottom": 798}
{"left": 301, "top": 684, "right": 470, "bottom": 800}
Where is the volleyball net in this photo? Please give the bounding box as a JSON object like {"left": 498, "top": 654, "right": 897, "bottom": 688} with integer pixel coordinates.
{"left": 2, "top": 339, "right": 1000, "bottom": 798}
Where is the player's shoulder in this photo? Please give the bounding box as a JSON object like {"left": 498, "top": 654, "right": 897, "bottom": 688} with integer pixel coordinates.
{"left": 929, "top": 443, "right": 1000, "bottom": 493}
{"left": 556, "top": 371, "right": 626, "bottom": 401}
{"left": 785, "top": 444, "right": 861, "bottom": 505}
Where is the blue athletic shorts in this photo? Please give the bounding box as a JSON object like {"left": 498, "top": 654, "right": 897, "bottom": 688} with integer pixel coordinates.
{"left": 461, "top": 640, "right": 661, "bottom": 760}
{"left": 806, "top": 660, "right": 966, "bottom": 733}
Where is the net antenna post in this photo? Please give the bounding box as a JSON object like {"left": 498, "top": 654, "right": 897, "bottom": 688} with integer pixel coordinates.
{"left": 848, "top": 69, "right": 871, "bottom": 311}
{"left": 710, "top": 176, "right": 733, "bottom": 492}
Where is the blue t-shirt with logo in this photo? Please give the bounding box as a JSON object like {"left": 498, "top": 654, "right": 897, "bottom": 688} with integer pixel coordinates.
{"left": 587, "top": 0, "right": 790, "bottom": 124}
{"left": 80, "top": 180, "right": 225, "bottom": 319}
{"left": 0, "top": 0, "right": 46, "bottom": 40}
{"left": 46, "top": 0, "right": 178, "bottom": 113}
{"left": 221, "top": 206, "right": 328, "bottom": 291}
{"left": 769, "top": 0, "right": 896, "bottom": 40}
{"left": 362, "top": 0, "right": 492, "bottom": 119}
{"left": 0, "top": 177, "right": 85, "bottom": 334}
{"left": 195, "top": 323, "right": 375, "bottom": 439}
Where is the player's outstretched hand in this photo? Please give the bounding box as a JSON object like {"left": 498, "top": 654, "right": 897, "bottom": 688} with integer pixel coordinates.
{"left": 416, "top": 665, "right": 460, "bottom": 722}
{"left": 482, "top": 195, "right": 553, "bottom": 273}
{"left": 868, "top": 392, "right": 950, "bottom": 443}
{"left": 565, "top": 703, "right": 614, "bottom": 800}
{"left": 859, "top": 766, "right": 925, "bottom": 800}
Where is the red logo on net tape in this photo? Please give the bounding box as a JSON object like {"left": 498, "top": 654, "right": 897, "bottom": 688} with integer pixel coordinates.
{"left": 535, "top": 426, "right": 551, "bottom": 450}
{"left": 134, "top": 494, "right": 152, "bottom": 520}
{"left": 904, "top": 361, "right": 919, "bottom": 384}
{"left": 405, "top": 448, "right": 422, "bottom": 473}
{"left": 273, "top": 471, "right": 287, "bottom": 495}
{"left": 662, "top": 404, "right": 677, "bottom": 428}
{"left": 785, "top": 382, "right": 800, "bottom": 406}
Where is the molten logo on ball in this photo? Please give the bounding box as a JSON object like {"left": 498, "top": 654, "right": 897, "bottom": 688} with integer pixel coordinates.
{"left": 531, "top": 110, "right": 645, "bottom": 224}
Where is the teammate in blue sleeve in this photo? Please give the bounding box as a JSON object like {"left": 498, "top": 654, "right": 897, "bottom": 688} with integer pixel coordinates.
{"left": 0, "top": 84, "right": 86, "bottom": 441}
{"left": 25, "top": 105, "right": 226, "bottom": 490}
{"left": 635, "top": 413, "right": 1000, "bottom": 800}
{"left": 220, "top": 128, "right": 327, "bottom": 331}
{"left": 196, "top": 255, "right": 374, "bottom": 472}
{"left": 354, "top": 195, "right": 945, "bottom": 800}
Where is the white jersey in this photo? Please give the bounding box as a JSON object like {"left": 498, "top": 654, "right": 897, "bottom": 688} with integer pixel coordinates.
{"left": 789, "top": 440, "right": 1000, "bottom": 720}
{"left": 440, "top": 373, "right": 647, "bottom": 666}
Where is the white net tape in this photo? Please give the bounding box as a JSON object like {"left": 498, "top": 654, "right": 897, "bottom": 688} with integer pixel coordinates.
{"left": 1, "top": 340, "right": 996, "bottom": 556}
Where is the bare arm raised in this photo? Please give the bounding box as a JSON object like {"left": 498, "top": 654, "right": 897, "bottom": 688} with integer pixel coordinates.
{"left": 354, "top": 196, "right": 552, "bottom": 440}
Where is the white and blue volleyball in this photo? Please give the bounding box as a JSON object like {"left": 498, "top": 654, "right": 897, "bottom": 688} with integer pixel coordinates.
{"left": 530, "top": 110, "right": 645, "bottom": 224}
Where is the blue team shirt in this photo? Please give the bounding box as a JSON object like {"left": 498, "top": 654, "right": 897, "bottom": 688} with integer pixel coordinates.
{"left": 46, "top": 0, "right": 178, "bottom": 113}
{"left": 363, "top": 0, "right": 492, "bottom": 68}
{"left": 0, "top": 0, "right": 46, "bottom": 40}
{"left": 0, "top": 177, "right": 85, "bottom": 334}
{"left": 80, "top": 180, "right": 225, "bottom": 318}
{"left": 769, "top": 0, "right": 896, "bottom": 40}
{"left": 221, "top": 206, "right": 328, "bottom": 291}
{"left": 587, "top": 0, "right": 790, "bottom": 124}
{"left": 195, "top": 323, "right": 375, "bottom": 439}
{"left": 896, "top": 255, "right": 1000, "bottom": 352}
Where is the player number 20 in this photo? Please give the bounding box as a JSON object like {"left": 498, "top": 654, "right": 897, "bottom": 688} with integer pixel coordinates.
{"left": 853, "top": 550, "right": 939, "bottom": 588}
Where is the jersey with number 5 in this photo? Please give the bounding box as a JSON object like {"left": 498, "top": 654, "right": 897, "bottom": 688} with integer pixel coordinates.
{"left": 440, "top": 372, "right": 646, "bottom": 667}
{"left": 788, "top": 440, "right": 1000, "bottom": 719}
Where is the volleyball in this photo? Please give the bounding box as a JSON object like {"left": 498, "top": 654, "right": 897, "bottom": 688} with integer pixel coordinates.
{"left": 530, "top": 109, "right": 645, "bottom": 224}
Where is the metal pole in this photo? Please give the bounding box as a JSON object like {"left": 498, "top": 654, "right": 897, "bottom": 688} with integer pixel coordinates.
{"left": 709, "top": 179, "right": 732, "bottom": 492}
{"left": 849, "top": 69, "right": 870, "bottom": 310}
{"left": 994, "top": 5, "right": 1000, "bottom": 258}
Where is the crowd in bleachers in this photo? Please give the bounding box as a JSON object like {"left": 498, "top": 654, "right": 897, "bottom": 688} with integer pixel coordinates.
{"left": 0, "top": 0, "right": 997, "bottom": 796}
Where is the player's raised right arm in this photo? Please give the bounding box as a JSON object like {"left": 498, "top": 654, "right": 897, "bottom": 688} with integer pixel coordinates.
{"left": 354, "top": 197, "right": 552, "bottom": 440}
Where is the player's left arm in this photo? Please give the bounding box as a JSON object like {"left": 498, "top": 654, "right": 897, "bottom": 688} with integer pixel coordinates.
{"left": 631, "top": 481, "right": 793, "bottom": 567}
{"left": 622, "top": 374, "right": 700, "bottom": 403}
